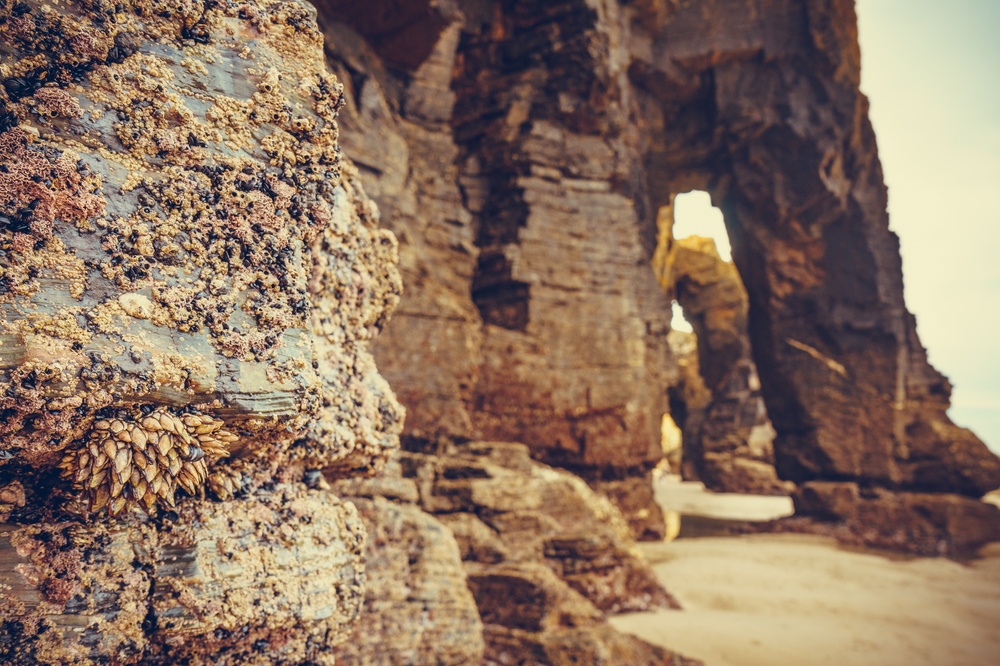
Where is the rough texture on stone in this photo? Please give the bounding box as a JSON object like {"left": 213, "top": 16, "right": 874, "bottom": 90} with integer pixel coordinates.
{"left": 312, "top": 0, "right": 676, "bottom": 542}
{"left": 403, "top": 442, "right": 684, "bottom": 664}
{"left": 0, "top": 0, "right": 402, "bottom": 661}
{"left": 334, "top": 443, "right": 690, "bottom": 665}
{"left": 316, "top": 0, "right": 1000, "bottom": 549}
{"left": 0, "top": 485, "right": 366, "bottom": 665}
{"left": 775, "top": 481, "right": 1000, "bottom": 556}
{"left": 315, "top": 3, "right": 483, "bottom": 448}
{"left": 333, "top": 490, "right": 485, "bottom": 666}
{"left": 630, "top": 0, "right": 1000, "bottom": 499}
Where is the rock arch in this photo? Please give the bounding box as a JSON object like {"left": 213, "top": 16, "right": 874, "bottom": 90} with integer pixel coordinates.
{"left": 337, "top": 0, "right": 1000, "bottom": 544}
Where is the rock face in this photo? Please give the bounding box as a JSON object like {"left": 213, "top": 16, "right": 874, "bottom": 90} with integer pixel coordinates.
{"left": 317, "top": 0, "right": 1000, "bottom": 548}
{"left": 0, "top": 1, "right": 402, "bottom": 662}
{"left": 655, "top": 206, "right": 791, "bottom": 495}
{"left": 332, "top": 488, "right": 486, "bottom": 665}
{"left": 782, "top": 481, "right": 1000, "bottom": 556}
{"left": 629, "top": 0, "right": 1000, "bottom": 500}
{"left": 335, "top": 443, "right": 693, "bottom": 665}
{"left": 315, "top": 0, "right": 676, "bottom": 541}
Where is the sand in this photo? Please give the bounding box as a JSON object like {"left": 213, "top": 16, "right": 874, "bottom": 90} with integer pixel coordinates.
{"left": 611, "top": 479, "right": 1000, "bottom": 666}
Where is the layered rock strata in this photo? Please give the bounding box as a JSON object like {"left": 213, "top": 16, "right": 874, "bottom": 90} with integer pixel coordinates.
{"left": 629, "top": 0, "right": 1000, "bottom": 503}
{"left": 776, "top": 481, "right": 1000, "bottom": 557}
{"left": 0, "top": 1, "right": 402, "bottom": 662}
{"left": 333, "top": 443, "right": 694, "bottom": 665}
{"left": 332, "top": 484, "right": 486, "bottom": 665}
{"left": 314, "top": 0, "right": 675, "bottom": 542}
{"left": 319, "top": 0, "right": 1000, "bottom": 550}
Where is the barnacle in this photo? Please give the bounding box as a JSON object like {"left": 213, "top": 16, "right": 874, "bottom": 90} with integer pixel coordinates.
{"left": 59, "top": 407, "right": 237, "bottom": 516}
{"left": 207, "top": 466, "right": 249, "bottom": 501}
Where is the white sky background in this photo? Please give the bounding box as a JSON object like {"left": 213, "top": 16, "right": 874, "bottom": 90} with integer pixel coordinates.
{"left": 858, "top": 0, "right": 1000, "bottom": 452}
{"left": 669, "top": 0, "right": 1000, "bottom": 451}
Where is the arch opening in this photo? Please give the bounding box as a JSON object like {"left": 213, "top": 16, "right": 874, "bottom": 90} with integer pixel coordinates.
{"left": 672, "top": 191, "right": 731, "bottom": 262}
{"left": 655, "top": 191, "right": 791, "bottom": 495}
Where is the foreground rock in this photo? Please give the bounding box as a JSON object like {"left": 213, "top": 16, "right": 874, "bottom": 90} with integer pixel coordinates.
{"left": 333, "top": 492, "right": 485, "bottom": 665}
{"left": 0, "top": 1, "right": 402, "bottom": 661}
{"left": 334, "top": 443, "right": 698, "bottom": 665}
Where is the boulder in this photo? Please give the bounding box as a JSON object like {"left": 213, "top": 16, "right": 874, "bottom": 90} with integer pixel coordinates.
{"left": 787, "top": 481, "right": 1000, "bottom": 556}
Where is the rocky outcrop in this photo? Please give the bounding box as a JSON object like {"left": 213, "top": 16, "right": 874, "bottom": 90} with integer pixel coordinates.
{"left": 629, "top": 0, "right": 1000, "bottom": 504}
{"left": 451, "top": 0, "right": 678, "bottom": 540}
{"left": 329, "top": 0, "right": 999, "bottom": 549}
{"left": 781, "top": 481, "right": 1000, "bottom": 556}
{"left": 0, "top": 1, "right": 402, "bottom": 662}
{"left": 655, "top": 206, "right": 792, "bottom": 495}
{"left": 335, "top": 443, "right": 693, "bottom": 665}
{"left": 333, "top": 487, "right": 486, "bottom": 665}
{"left": 312, "top": 0, "right": 676, "bottom": 540}
{"left": 317, "top": 3, "right": 484, "bottom": 446}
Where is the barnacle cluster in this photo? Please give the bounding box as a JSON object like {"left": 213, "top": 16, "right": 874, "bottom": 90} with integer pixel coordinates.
{"left": 59, "top": 407, "right": 237, "bottom": 516}
{"left": 0, "top": 0, "right": 403, "bottom": 517}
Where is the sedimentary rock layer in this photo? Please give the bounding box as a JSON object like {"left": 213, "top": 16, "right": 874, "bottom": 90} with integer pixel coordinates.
{"left": 319, "top": 0, "right": 1000, "bottom": 547}
{"left": 628, "top": 0, "right": 1000, "bottom": 498}
{"left": 0, "top": 1, "right": 402, "bottom": 661}
{"left": 333, "top": 443, "right": 692, "bottom": 665}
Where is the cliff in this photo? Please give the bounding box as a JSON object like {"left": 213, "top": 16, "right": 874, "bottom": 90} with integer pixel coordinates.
{"left": 315, "top": 0, "right": 1000, "bottom": 552}
{"left": 2, "top": 0, "right": 999, "bottom": 664}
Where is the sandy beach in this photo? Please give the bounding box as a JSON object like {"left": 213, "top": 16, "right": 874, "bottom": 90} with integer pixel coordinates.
{"left": 611, "top": 479, "right": 1000, "bottom": 666}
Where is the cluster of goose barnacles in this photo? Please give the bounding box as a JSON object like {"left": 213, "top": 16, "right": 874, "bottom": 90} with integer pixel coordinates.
{"left": 59, "top": 407, "right": 238, "bottom": 516}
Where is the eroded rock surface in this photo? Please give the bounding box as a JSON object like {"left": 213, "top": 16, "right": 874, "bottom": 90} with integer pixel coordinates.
{"left": 779, "top": 481, "right": 1000, "bottom": 556}
{"left": 333, "top": 488, "right": 486, "bottom": 666}
{"left": 318, "top": 0, "right": 1000, "bottom": 551}
{"left": 1, "top": 485, "right": 366, "bottom": 665}
{"left": 334, "top": 443, "right": 691, "bottom": 665}
{"left": 0, "top": 0, "right": 401, "bottom": 661}
{"left": 313, "top": 0, "right": 675, "bottom": 541}
{"left": 629, "top": 0, "right": 1000, "bottom": 501}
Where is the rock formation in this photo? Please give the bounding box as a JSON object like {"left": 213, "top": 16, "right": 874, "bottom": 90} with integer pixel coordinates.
{"left": 655, "top": 201, "right": 792, "bottom": 495}
{"left": 317, "top": 0, "right": 1000, "bottom": 551}
{"left": 0, "top": 0, "right": 402, "bottom": 661}
{"left": 315, "top": 0, "right": 675, "bottom": 542}
{"left": 331, "top": 482, "right": 487, "bottom": 665}
{"left": 4, "top": 0, "right": 999, "bottom": 663}
{"left": 627, "top": 0, "right": 1000, "bottom": 550}
{"left": 333, "top": 443, "right": 695, "bottom": 666}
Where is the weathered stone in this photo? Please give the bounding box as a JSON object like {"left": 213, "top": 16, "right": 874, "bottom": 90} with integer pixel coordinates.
{"left": 334, "top": 495, "right": 485, "bottom": 666}
{"left": 330, "top": 445, "right": 692, "bottom": 664}
{"left": 314, "top": 0, "right": 677, "bottom": 542}
{"left": 630, "top": 0, "right": 1000, "bottom": 498}
{"left": 0, "top": 1, "right": 402, "bottom": 660}
{"left": 782, "top": 481, "right": 1000, "bottom": 556}
{"left": 0, "top": 485, "right": 366, "bottom": 665}
{"left": 391, "top": 441, "right": 693, "bottom": 665}
{"left": 405, "top": 443, "right": 675, "bottom": 610}
{"left": 316, "top": 8, "right": 485, "bottom": 446}
{"left": 657, "top": 221, "right": 792, "bottom": 496}
{"left": 453, "top": 2, "right": 676, "bottom": 523}
{"left": 317, "top": 0, "right": 1000, "bottom": 555}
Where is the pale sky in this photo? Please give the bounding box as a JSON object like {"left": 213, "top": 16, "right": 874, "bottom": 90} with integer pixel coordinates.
{"left": 670, "top": 0, "right": 1000, "bottom": 451}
